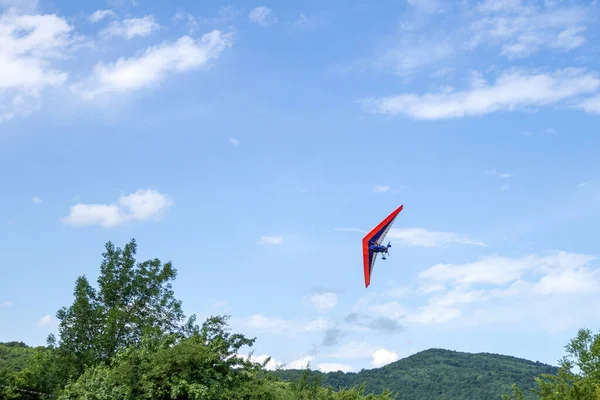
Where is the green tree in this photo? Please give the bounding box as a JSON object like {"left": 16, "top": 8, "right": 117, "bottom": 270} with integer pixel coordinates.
{"left": 504, "top": 328, "right": 600, "bottom": 399}
{"left": 4, "top": 238, "right": 198, "bottom": 397}
{"left": 51, "top": 238, "right": 197, "bottom": 376}
{"left": 59, "top": 315, "right": 277, "bottom": 399}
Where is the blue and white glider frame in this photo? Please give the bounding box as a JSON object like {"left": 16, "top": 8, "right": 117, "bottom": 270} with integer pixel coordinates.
{"left": 362, "top": 204, "right": 403, "bottom": 288}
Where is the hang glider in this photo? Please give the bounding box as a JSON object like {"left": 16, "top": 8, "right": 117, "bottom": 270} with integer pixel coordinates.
{"left": 362, "top": 204, "right": 403, "bottom": 288}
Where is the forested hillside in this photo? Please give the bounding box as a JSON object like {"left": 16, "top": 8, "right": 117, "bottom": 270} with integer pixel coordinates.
{"left": 275, "top": 348, "right": 559, "bottom": 399}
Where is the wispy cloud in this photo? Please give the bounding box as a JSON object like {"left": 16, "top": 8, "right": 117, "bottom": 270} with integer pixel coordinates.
{"left": 387, "top": 227, "right": 486, "bottom": 247}
{"left": 32, "top": 196, "right": 42, "bottom": 204}
{"left": 71, "top": 30, "right": 233, "bottom": 100}
{"left": 418, "top": 252, "right": 598, "bottom": 288}
{"left": 257, "top": 235, "right": 284, "bottom": 245}
{"left": 0, "top": 9, "right": 74, "bottom": 121}
{"left": 361, "top": 68, "right": 600, "bottom": 119}
{"left": 89, "top": 9, "right": 115, "bottom": 23}
{"left": 579, "top": 95, "right": 600, "bottom": 114}
{"left": 373, "top": 185, "right": 390, "bottom": 193}
{"left": 100, "top": 15, "right": 160, "bottom": 39}
{"left": 61, "top": 188, "right": 173, "bottom": 228}
{"left": 37, "top": 314, "right": 56, "bottom": 327}
{"left": 377, "top": 0, "right": 591, "bottom": 78}
{"left": 248, "top": 6, "right": 278, "bottom": 26}
{"left": 229, "top": 137, "right": 240, "bottom": 146}
{"left": 353, "top": 251, "right": 600, "bottom": 332}
{"left": 241, "top": 314, "right": 334, "bottom": 335}
{"left": 307, "top": 288, "right": 339, "bottom": 312}
{"left": 318, "top": 363, "right": 354, "bottom": 372}
{"left": 485, "top": 169, "right": 512, "bottom": 178}
{"left": 172, "top": 11, "right": 199, "bottom": 34}
{"left": 0, "top": 301, "right": 13, "bottom": 307}
{"left": 469, "top": 0, "right": 589, "bottom": 58}
{"left": 371, "top": 348, "right": 399, "bottom": 368}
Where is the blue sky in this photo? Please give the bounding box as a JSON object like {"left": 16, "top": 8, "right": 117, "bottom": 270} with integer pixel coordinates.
{"left": 1, "top": 0, "right": 600, "bottom": 373}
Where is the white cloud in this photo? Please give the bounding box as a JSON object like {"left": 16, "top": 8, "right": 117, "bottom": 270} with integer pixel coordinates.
{"left": 431, "top": 67, "right": 456, "bottom": 78}
{"left": 532, "top": 267, "right": 600, "bottom": 295}
{"left": 246, "top": 353, "right": 284, "bottom": 370}
{"left": 419, "top": 252, "right": 597, "bottom": 287}
{"left": 72, "top": 30, "right": 232, "bottom": 100}
{"left": 470, "top": 0, "right": 589, "bottom": 58}
{"left": 244, "top": 314, "right": 291, "bottom": 333}
{"left": 294, "top": 13, "right": 318, "bottom": 30}
{"left": 0, "top": 9, "right": 74, "bottom": 121}
{"left": 0, "top": 0, "right": 38, "bottom": 13}
{"left": 32, "top": 196, "right": 41, "bottom": 203}
{"left": 368, "top": 301, "right": 406, "bottom": 320}
{"left": 61, "top": 188, "right": 173, "bottom": 228}
{"left": 100, "top": 15, "right": 159, "bottom": 39}
{"left": 324, "top": 341, "right": 378, "bottom": 359}
{"left": 37, "top": 314, "right": 55, "bottom": 326}
{"left": 248, "top": 6, "right": 278, "bottom": 26}
{"left": 0, "top": 300, "right": 13, "bottom": 307}
{"left": 317, "top": 363, "right": 353, "bottom": 373}
{"left": 552, "top": 26, "right": 586, "bottom": 50}
{"left": 309, "top": 292, "right": 338, "bottom": 312}
{"left": 579, "top": 95, "right": 600, "bottom": 114}
{"left": 377, "top": 29, "right": 456, "bottom": 78}
{"left": 241, "top": 314, "right": 334, "bottom": 335}
{"left": 305, "top": 318, "right": 336, "bottom": 332}
{"left": 500, "top": 184, "right": 509, "bottom": 192}
{"left": 373, "top": 185, "right": 390, "bottom": 193}
{"left": 89, "top": 9, "right": 115, "bottom": 23}
{"left": 286, "top": 355, "right": 314, "bottom": 369}
{"left": 387, "top": 227, "right": 486, "bottom": 247}
{"left": 361, "top": 68, "right": 600, "bottom": 119}
{"left": 355, "top": 250, "right": 600, "bottom": 332}
{"left": 485, "top": 169, "right": 511, "bottom": 178}
{"left": 173, "top": 11, "right": 199, "bottom": 34}
{"left": 229, "top": 137, "right": 240, "bottom": 146}
{"left": 406, "top": 304, "right": 462, "bottom": 325}
{"left": 371, "top": 348, "right": 399, "bottom": 368}
{"left": 374, "top": 0, "right": 592, "bottom": 77}
{"left": 258, "top": 235, "right": 283, "bottom": 245}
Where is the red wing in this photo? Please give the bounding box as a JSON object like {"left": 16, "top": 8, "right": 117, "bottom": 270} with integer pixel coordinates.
{"left": 362, "top": 205, "right": 403, "bottom": 288}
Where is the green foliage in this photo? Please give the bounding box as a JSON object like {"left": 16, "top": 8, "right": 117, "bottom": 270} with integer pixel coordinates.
{"left": 284, "top": 366, "right": 395, "bottom": 400}
{"left": 58, "top": 316, "right": 271, "bottom": 399}
{"left": 0, "top": 341, "right": 36, "bottom": 372}
{"left": 51, "top": 239, "right": 197, "bottom": 381}
{"left": 57, "top": 317, "right": 394, "bottom": 400}
{"left": 275, "top": 349, "right": 558, "bottom": 399}
{"left": 508, "top": 328, "right": 600, "bottom": 399}
{"left": 0, "top": 344, "right": 64, "bottom": 399}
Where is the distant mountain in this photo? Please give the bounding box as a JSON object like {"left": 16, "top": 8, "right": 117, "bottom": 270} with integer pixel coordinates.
{"left": 0, "top": 341, "right": 36, "bottom": 372}
{"left": 273, "top": 348, "right": 559, "bottom": 399}
{"left": 1, "top": 342, "right": 559, "bottom": 399}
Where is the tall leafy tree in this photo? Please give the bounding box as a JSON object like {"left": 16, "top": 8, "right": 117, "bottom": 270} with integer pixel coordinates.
{"left": 50, "top": 239, "right": 197, "bottom": 380}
